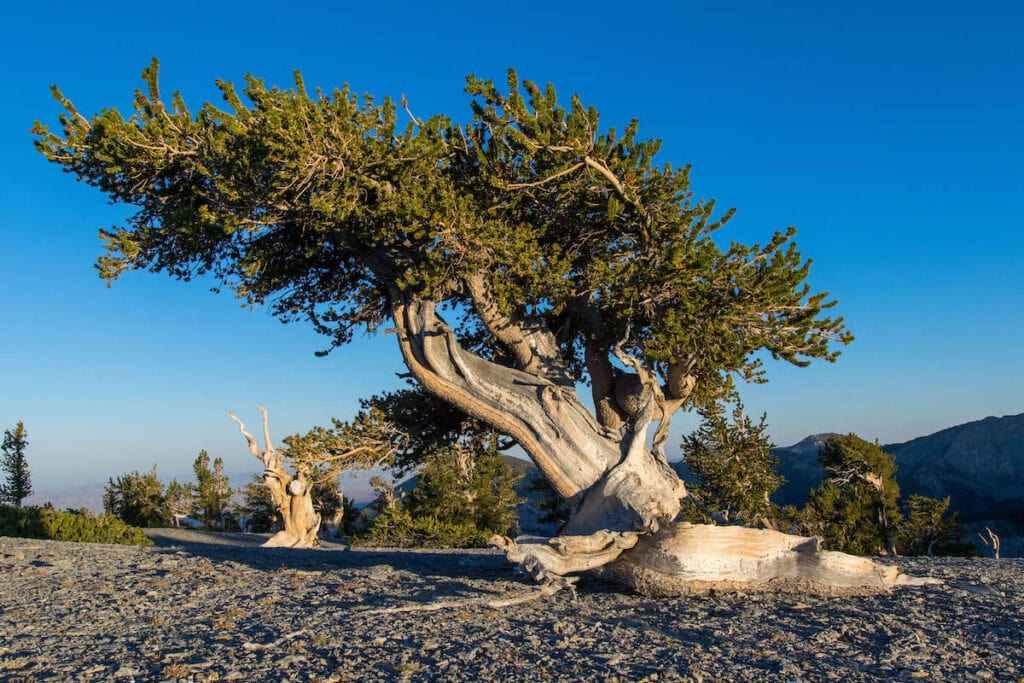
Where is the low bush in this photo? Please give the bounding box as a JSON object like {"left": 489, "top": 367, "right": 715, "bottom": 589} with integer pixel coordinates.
{"left": 0, "top": 505, "right": 152, "bottom": 546}
{"left": 351, "top": 507, "right": 492, "bottom": 549}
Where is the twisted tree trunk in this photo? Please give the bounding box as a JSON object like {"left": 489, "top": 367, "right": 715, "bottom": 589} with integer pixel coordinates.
{"left": 229, "top": 409, "right": 321, "bottom": 548}
{"left": 391, "top": 297, "right": 685, "bottom": 532}
{"left": 390, "top": 295, "right": 907, "bottom": 595}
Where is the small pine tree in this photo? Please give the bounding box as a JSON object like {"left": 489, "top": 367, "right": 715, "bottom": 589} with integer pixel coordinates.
{"left": 103, "top": 466, "right": 167, "bottom": 527}
{"left": 164, "top": 479, "right": 195, "bottom": 526}
{"left": 896, "top": 495, "right": 972, "bottom": 557}
{"left": 368, "top": 475, "right": 400, "bottom": 512}
{"left": 680, "top": 402, "right": 783, "bottom": 528}
{"left": 1, "top": 422, "right": 32, "bottom": 508}
{"left": 235, "top": 476, "right": 279, "bottom": 533}
{"left": 801, "top": 434, "right": 902, "bottom": 555}
{"left": 359, "top": 430, "right": 523, "bottom": 547}
{"left": 404, "top": 433, "right": 522, "bottom": 538}
{"left": 193, "top": 450, "right": 232, "bottom": 530}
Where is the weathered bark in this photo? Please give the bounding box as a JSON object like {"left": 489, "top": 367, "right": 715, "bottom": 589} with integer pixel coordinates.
{"left": 389, "top": 295, "right": 685, "bottom": 535}
{"left": 387, "top": 290, "right": 917, "bottom": 595}
{"left": 598, "top": 523, "right": 903, "bottom": 596}
{"left": 495, "top": 523, "right": 913, "bottom": 596}
{"left": 228, "top": 408, "right": 321, "bottom": 548}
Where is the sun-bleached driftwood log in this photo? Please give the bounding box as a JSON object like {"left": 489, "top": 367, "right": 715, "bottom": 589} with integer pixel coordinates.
{"left": 493, "top": 523, "right": 923, "bottom": 597}
{"left": 228, "top": 407, "right": 321, "bottom": 548}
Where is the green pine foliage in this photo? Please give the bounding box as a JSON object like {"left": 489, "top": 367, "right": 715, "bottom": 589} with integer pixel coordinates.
{"left": 35, "top": 64, "right": 862, "bottom": 537}
{"left": 192, "top": 450, "right": 233, "bottom": 529}
{"left": 405, "top": 442, "right": 522, "bottom": 536}
{"left": 351, "top": 507, "right": 492, "bottom": 549}
{"left": 799, "top": 434, "right": 902, "bottom": 555}
{"left": 235, "top": 476, "right": 278, "bottom": 533}
{"left": 896, "top": 495, "right": 972, "bottom": 557}
{"left": 357, "top": 432, "right": 522, "bottom": 547}
{"left": 34, "top": 62, "right": 852, "bottom": 417}
{"left": 0, "top": 505, "right": 152, "bottom": 545}
{"left": 103, "top": 466, "right": 168, "bottom": 528}
{"left": 164, "top": 478, "right": 195, "bottom": 523}
{"left": 524, "top": 471, "right": 572, "bottom": 532}
{"left": 336, "top": 495, "right": 361, "bottom": 537}
{"left": 801, "top": 483, "right": 882, "bottom": 556}
{"left": 1, "top": 422, "right": 32, "bottom": 508}
{"left": 789, "top": 436, "right": 973, "bottom": 557}
{"left": 680, "top": 402, "right": 783, "bottom": 527}
{"left": 310, "top": 476, "right": 345, "bottom": 537}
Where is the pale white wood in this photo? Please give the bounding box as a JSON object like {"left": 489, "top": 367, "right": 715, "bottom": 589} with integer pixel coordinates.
{"left": 229, "top": 409, "right": 321, "bottom": 548}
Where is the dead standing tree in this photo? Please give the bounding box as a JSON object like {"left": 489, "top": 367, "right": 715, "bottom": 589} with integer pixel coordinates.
{"left": 229, "top": 406, "right": 404, "bottom": 547}
{"left": 36, "top": 62, "right": 928, "bottom": 593}
{"left": 229, "top": 407, "right": 320, "bottom": 547}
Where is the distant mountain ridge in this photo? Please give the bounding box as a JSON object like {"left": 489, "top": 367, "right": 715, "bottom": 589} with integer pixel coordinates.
{"left": 884, "top": 413, "right": 1024, "bottom": 520}
{"left": 770, "top": 433, "right": 836, "bottom": 507}
{"left": 772, "top": 413, "right": 1024, "bottom": 522}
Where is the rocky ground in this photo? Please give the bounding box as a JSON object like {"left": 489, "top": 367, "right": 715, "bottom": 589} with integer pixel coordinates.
{"left": 0, "top": 530, "right": 1021, "bottom": 682}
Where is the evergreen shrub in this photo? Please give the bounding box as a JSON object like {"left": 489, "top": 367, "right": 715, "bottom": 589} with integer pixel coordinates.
{"left": 351, "top": 507, "right": 492, "bottom": 548}
{"left": 0, "top": 505, "right": 152, "bottom": 545}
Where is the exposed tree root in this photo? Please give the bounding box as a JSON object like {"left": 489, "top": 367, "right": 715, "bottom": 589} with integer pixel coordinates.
{"left": 492, "top": 523, "right": 936, "bottom": 597}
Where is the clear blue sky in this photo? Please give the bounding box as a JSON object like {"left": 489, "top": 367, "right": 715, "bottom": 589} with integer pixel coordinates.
{"left": 1, "top": 1, "right": 1021, "bottom": 493}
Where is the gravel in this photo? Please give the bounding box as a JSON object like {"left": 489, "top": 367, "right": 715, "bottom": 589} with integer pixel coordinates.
{"left": 1, "top": 529, "right": 1021, "bottom": 681}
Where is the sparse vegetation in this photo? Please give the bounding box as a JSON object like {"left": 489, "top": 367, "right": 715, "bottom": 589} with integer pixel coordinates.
{"left": 0, "top": 505, "right": 151, "bottom": 545}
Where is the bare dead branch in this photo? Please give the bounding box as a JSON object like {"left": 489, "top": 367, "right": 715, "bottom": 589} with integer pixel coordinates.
{"left": 258, "top": 405, "right": 274, "bottom": 456}
{"left": 504, "top": 161, "right": 585, "bottom": 189}
{"left": 227, "top": 412, "right": 263, "bottom": 459}
{"left": 978, "top": 527, "right": 1001, "bottom": 559}
{"left": 360, "top": 579, "right": 574, "bottom": 615}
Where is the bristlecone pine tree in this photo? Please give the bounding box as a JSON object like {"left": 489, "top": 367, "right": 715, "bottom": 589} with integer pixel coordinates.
{"left": 404, "top": 431, "right": 523, "bottom": 537}
{"left": 228, "top": 404, "right": 403, "bottom": 547}
{"left": 801, "top": 434, "right": 902, "bottom": 556}
{"left": 34, "top": 61, "right": 926, "bottom": 593}
{"left": 1, "top": 422, "right": 32, "bottom": 508}
{"left": 357, "top": 436, "right": 523, "bottom": 549}
{"left": 680, "top": 402, "right": 783, "bottom": 529}
{"left": 103, "top": 466, "right": 167, "bottom": 528}
{"left": 896, "top": 495, "right": 971, "bottom": 557}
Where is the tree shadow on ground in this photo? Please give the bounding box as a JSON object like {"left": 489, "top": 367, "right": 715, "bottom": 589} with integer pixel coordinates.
{"left": 145, "top": 527, "right": 520, "bottom": 583}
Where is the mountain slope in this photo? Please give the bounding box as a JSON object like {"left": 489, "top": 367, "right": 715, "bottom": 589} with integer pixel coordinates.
{"left": 885, "top": 413, "right": 1024, "bottom": 520}
{"left": 771, "top": 433, "right": 836, "bottom": 507}
{"left": 771, "top": 413, "right": 1024, "bottom": 522}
